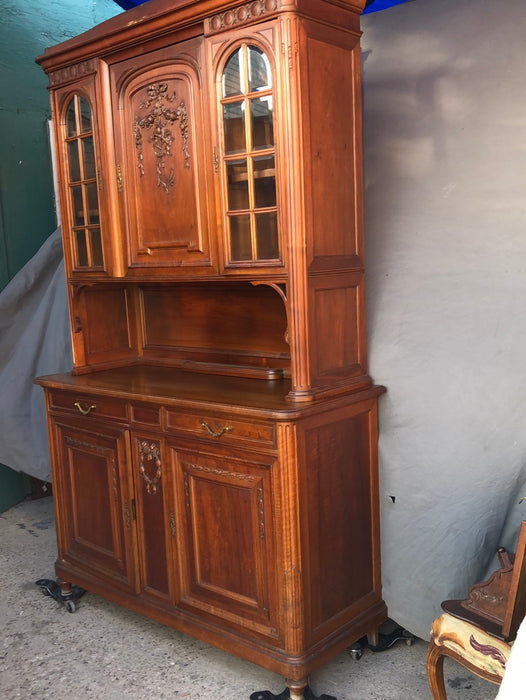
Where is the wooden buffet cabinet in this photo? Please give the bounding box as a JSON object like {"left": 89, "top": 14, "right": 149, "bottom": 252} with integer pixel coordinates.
{"left": 35, "top": 0, "right": 386, "bottom": 697}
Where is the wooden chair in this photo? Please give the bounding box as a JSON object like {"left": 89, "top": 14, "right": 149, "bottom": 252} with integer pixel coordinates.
{"left": 427, "top": 521, "right": 526, "bottom": 699}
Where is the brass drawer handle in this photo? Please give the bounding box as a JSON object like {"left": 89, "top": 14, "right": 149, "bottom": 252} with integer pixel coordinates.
{"left": 201, "top": 421, "right": 232, "bottom": 438}
{"left": 74, "top": 401, "right": 97, "bottom": 416}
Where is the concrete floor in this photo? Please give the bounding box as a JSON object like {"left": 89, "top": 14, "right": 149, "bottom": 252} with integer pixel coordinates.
{"left": 1, "top": 497, "right": 498, "bottom": 700}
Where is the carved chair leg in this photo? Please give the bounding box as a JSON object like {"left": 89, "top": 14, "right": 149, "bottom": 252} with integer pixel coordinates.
{"left": 426, "top": 641, "right": 448, "bottom": 700}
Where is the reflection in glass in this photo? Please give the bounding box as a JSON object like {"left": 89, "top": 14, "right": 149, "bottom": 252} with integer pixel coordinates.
{"left": 85, "top": 183, "right": 100, "bottom": 224}
{"left": 253, "top": 156, "right": 276, "bottom": 208}
{"left": 227, "top": 160, "right": 249, "bottom": 210}
{"left": 250, "top": 97, "right": 273, "bottom": 150}
{"left": 64, "top": 93, "right": 105, "bottom": 270}
{"left": 229, "top": 215, "right": 252, "bottom": 261}
{"left": 68, "top": 140, "right": 81, "bottom": 182}
{"left": 221, "top": 45, "right": 280, "bottom": 264}
{"left": 75, "top": 230, "right": 88, "bottom": 267}
{"left": 71, "top": 186, "right": 85, "bottom": 226}
{"left": 255, "top": 212, "right": 279, "bottom": 260}
{"left": 222, "top": 49, "right": 242, "bottom": 97}
{"left": 66, "top": 100, "right": 77, "bottom": 138}
{"left": 82, "top": 137, "right": 96, "bottom": 179}
{"left": 223, "top": 102, "right": 245, "bottom": 154}
{"left": 247, "top": 46, "right": 271, "bottom": 92}
{"left": 79, "top": 97, "right": 92, "bottom": 133}
{"left": 90, "top": 229, "right": 104, "bottom": 267}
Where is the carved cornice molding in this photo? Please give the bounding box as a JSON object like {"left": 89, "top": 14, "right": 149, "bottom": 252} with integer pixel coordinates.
{"left": 48, "top": 59, "right": 97, "bottom": 87}
{"left": 206, "top": 0, "right": 279, "bottom": 35}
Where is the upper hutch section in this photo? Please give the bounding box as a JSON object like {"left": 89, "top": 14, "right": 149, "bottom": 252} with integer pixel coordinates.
{"left": 37, "top": 0, "right": 371, "bottom": 401}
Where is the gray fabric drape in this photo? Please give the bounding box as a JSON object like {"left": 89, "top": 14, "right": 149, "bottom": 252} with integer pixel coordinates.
{"left": 0, "top": 229, "right": 72, "bottom": 482}
{"left": 361, "top": 0, "right": 526, "bottom": 640}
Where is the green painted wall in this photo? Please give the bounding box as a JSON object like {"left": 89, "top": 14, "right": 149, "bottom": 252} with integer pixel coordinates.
{"left": 0, "top": 0, "right": 122, "bottom": 511}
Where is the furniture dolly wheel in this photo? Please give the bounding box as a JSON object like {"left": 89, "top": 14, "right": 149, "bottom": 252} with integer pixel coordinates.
{"left": 348, "top": 643, "right": 363, "bottom": 660}
{"left": 348, "top": 627, "right": 416, "bottom": 660}
{"left": 35, "top": 578, "right": 86, "bottom": 612}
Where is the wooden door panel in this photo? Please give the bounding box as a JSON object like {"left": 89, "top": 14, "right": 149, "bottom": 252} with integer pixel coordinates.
{"left": 53, "top": 420, "right": 138, "bottom": 593}
{"left": 170, "top": 444, "right": 279, "bottom": 641}
{"left": 298, "top": 400, "right": 382, "bottom": 645}
{"left": 131, "top": 435, "right": 177, "bottom": 604}
{"left": 113, "top": 54, "right": 215, "bottom": 272}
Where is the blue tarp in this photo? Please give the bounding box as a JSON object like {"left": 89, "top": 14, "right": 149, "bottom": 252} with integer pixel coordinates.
{"left": 111, "top": 0, "right": 413, "bottom": 14}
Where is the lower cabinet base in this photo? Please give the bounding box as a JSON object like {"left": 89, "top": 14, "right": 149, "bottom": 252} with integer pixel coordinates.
{"left": 37, "top": 374, "right": 386, "bottom": 699}
{"left": 49, "top": 561, "right": 386, "bottom": 699}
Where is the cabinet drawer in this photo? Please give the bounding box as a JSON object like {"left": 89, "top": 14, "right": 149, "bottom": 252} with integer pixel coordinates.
{"left": 166, "top": 409, "right": 275, "bottom": 448}
{"left": 49, "top": 392, "right": 128, "bottom": 422}
{"left": 130, "top": 403, "right": 162, "bottom": 428}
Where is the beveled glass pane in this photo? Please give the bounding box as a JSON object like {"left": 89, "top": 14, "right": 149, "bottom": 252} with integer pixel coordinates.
{"left": 67, "top": 140, "right": 81, "bottom": 182}
{"left": 79, "top": 97, "right": 92, "bottom": 133}
{"left": 253, "top": 156, "right": 276, "bottom": 208}
{"left": 229, "top": 215, "right": 252, "bottom": 261}
{"left": 250, "top": 96, "right": 274, "bottom": 150}
{"left": 85, "top": 183, "right": 100, "bottom": 224}
{"left": 255, "top": 212, "right": 279, "bottom": 260}
{"left": 75, "top": 230, "right": 88, "bottom": 267}
{"left": 247, "top": 46, "right": 271, "bottom": 92}
{"left": 82, "top": 137, "right": 96, "bottom": 179}
{"left": 223, "top": 102, "right": 246, "bottom": 154}
{"left": 71, "top": 186, "right": 85, "bottom": 226}
{"left": 222, "top": 49, "right": 242, "bottom": 97}
{"left": 66, "top": 98, "right": 77, "bottom": 138}
{"left": 226, "top": 160, "right": 249, "bottom": 210}
{"left": 90, "top": 229, "right": 104, "bottom": 267}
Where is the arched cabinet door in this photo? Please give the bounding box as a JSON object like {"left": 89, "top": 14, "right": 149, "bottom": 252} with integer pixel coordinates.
{"left": 53, "top": 79, "right": 113, "bottom": 277}
{"left": 111, "top": 42, "right": 217, "bottom": 275}
{"left": 208, "top": 26, "right": 285, "bottom": 276}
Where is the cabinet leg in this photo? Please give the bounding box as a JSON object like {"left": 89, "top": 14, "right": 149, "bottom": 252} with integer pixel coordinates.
{"left": 287, "top": 679, "right": 307, "bottom": 700}
{"left": 249, "top": 682, "right": 337, "bottom": 700}
{"left": 58, "top": 578, "right": 72, "bottom": 597}
{"left": 367, "top": 626, "right": 380, "bottom": 648}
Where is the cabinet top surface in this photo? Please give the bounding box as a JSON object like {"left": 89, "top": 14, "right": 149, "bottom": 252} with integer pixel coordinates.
{"left": 35, "top": 366, "right": 381, "bottom": 418}
{"left": 37, "top": 365, "right": 295, "bottom": 415}
{"left": 36, "top": 0, "right": 366, "bottom": 70}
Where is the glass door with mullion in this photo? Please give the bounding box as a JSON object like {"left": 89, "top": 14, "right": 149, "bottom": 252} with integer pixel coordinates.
{"left": 218, "top": 42, "right": 283, "bottom": 271}
{"left": 58, "top": 83, "right": 106, "bottom": 274}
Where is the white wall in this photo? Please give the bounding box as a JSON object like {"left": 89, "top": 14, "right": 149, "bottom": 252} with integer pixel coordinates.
{"left": 361, "top": 0, "right": 526, "bottom": 639}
